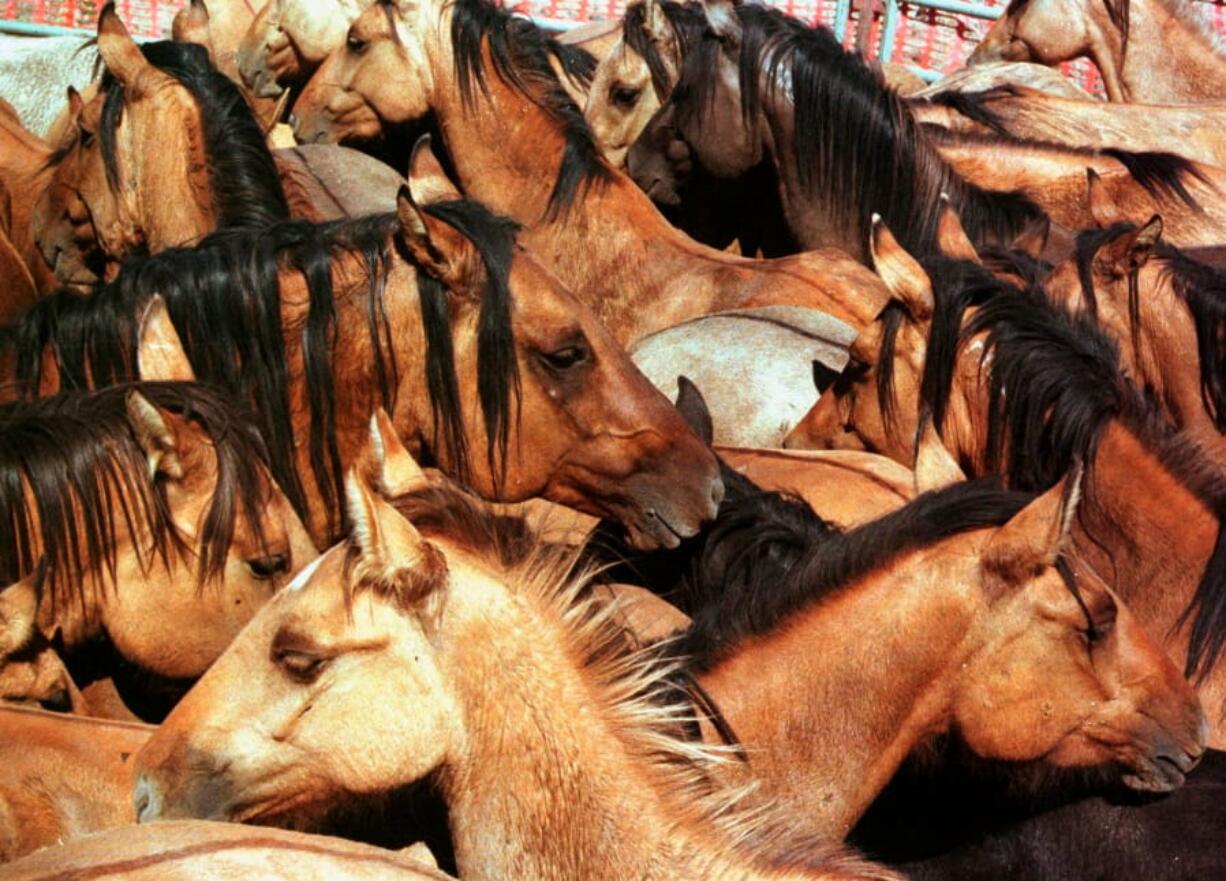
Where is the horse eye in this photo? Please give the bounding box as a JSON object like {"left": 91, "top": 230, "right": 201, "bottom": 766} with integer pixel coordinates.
{"left": 1086, "top": 607, "right": 1117, "bottom": 644}
{"left": 248, "top": 554, "right": 290, "bottom": 580}
{"left": 346, "top": 34, "right": 368, "bottom": 54}
{"left": 275, "top": 649, "right": 327, "bottom": 683}
{"left": 39, "top": 688, "right": 73, "bottom": 713}
{"left": 611, "top": 85, "right": 640, "bottom": 108}
{"left": 541, "top": 345, "right": 586, "bottom": 371}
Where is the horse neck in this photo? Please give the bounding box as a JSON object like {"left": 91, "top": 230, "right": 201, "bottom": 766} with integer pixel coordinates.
{"left": 1098, "top": 0, "right": 1226, "bottom": 102}
{"left": 932, "top": 138, "right": 1102, "bottom": 230}
{"left": 438, "top": 574, "right": 786, "bottom": 881}
{"left": 695, "top": 545, "right": 982, "bottom": 839}
{"left": 424, "top": 33, "right": 757, "bottom": 345}
{"left": 1075, "top": 418, "right": 1219, "bottom": 651}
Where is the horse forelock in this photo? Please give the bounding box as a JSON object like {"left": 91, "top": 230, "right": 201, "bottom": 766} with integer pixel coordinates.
{"left": 622, "top": 0, "right": 704, "bottom": 100}
{"left": 0, "top": 381, "right": 273, "bottom": 610}
{"left": 447, "top": 0, "right": 611, "bottom": 217}
{"left": 415, "top": 198, "right": 522, "bottom": 489}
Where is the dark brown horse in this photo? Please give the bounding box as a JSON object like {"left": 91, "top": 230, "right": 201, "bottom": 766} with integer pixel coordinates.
{"left": 0, "top": 144, "right": 721, "bottom": 549}
{"left": 625, "top": 0, "right": 1049, "bottom": 263}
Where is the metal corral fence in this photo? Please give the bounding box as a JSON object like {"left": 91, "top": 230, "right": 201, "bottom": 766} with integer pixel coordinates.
{"left": 5, "top": 0, "right": 1226, "bottom": 92}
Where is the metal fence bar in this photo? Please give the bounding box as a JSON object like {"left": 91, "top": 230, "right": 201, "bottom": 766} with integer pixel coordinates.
{"left": 905, "top": 0, "right": 1002, "bottom": 20}
{"left": 878, "top": 0, "right": 900, "bottom": 62}
{"left": 832, "top": 0, "right": 852, "bottom": 42}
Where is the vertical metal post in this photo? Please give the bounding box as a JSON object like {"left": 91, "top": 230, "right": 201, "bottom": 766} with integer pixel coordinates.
{"left": 879, "top": 0, "right": 900, "bottom": 63}
{"left": 832, "top": 0, "right": 852, "bottom": 43}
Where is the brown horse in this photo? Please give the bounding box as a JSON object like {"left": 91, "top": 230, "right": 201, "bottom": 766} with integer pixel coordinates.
{"left": 0, "top": 572, "right": 84, "bottom": 714}
{"left": 1043, "top": 219, "right": 1226, "bottom": 441}
{"left": 969, "top": 0, "right": 1226, "bottom": 102}
{"left": 1, "top": 143, "right": 722, "bottom": 549}
{"left": 0, "top": 102, "right": 60, "bottom": 303}
{"left": 909, "top": 86, "right": 1226, "bottom": 171}
{"left": 0, "top": 706, "right": 151, "bottom": 862}
{"left": 624, "top": 0, "right": 1050, "bottom": 265}
{"left": 134, "top": 474, "right": 898, "bottom": 881}
{"left": 0, "top": 380, "right": 316, "bottom": 719}
{"left": 785, "top": 227, "right": 1226, "bottom": 744}
{"left": 290, "top": 0, "right": 891, "bottom": 340}
{"left": 0, "top": 821, "right": 454, "bottom": 880}
{"left": 928, "top": 131, "right": 1226, "bottom": 248}
{"left": 662, "top": 465, "right": 1205, "bottom": 838}
{"left": 33, "top": 9, "right": 289, "bottom": 290}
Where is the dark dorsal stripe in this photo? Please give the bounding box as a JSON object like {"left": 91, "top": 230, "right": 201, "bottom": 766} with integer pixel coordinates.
{"left": 0, "top": 200, "right": 524, "bottom": 541}
{"left": 0, "top": 382, "right": 272, "bottom": 608}
{"left": 97, "top": 41, "right": 289, "bottom": 229}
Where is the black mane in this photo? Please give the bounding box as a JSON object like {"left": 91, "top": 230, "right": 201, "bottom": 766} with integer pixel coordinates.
{"left": 668, "top": 4, "right": 1046, "bottom": 257}
{"left": 915, "top": 252, "right": 1226, "bottom": 679}
{"left": 0, "top": 201, "right": 524, "bottom": 539}
{"left": 0, "top": 382, "right": 273, "bottom": 609}
{"left": 448, "top": 0, "right": 611, "bottom": 217}
{"left": 674, "top": 477, "right": 1036, "bottom": 671}
{"left": 96, "top": 41, "right": 288, "bottom": 229}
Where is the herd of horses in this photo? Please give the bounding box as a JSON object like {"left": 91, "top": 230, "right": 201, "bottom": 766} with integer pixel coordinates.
{"left": 0, "top": 0, "right": 1225, "bottom": 876}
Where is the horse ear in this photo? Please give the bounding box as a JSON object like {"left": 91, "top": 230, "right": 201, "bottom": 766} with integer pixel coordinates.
{"left": 1009, "top": 215, "right": 1050, "bottom": 259}
{"left": 936, "top": 194, "right": 981, "bottom": 264}
{"left": 98, "top": 4, "right": 153, "bottom": 92}
{"left": 913, "top": 414, "right": 964, "bottom": 494}
{"left": 263, "top": 91, "right": 293, "bottom": 138}
{"left": 345, "top": 470, "right": 448, "bottom": 618}
{"left": 981, "top": 465, "right": 1082, "bottom": 599}
{"left": 812, "top": 360, "right": 840, "bottom": 395}
{"left": 675, "top": 376, "right": 714, "bottom": 446}
{"left": 1085, "top": 168, "right": 1125, "bottom": 229}
{"left": 870, "top": 215, "right": 933, "bottom": 322}
{"left": 642, "top": 0, "right": 672, "bottom": 45}
{"left": 407, "top": 134, "right": 462, "bottom": 205}
{"left": 702, "top": 0, "right": 741, "bottom": 43}
{"left": 172, "top": 0, "right": 214, "bottom": 59}
{"left": 125, "top": 391, "right": 185, "bottom": 480}
{"left": 395, "top": 184, "right": 474, "bottom": 288}
{"left": 137, "top": 295, "right": 195, "bottom": 383}
{"left": 1097, "top": 215, "right": 1162, "bottom": 278}
{"left": 65, "top": 87, "right": 85, "bottom": 130}
{"left": 0, "top": 570, "right": 41, "bottom": 659}
{"left": 365, "top": 408, "right": 429, "bottom": 498}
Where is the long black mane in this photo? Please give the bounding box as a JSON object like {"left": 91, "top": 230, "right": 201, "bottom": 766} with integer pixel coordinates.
{"left": 447, "top": 0, "right": 611, "bottom": 216}
{"left": 913, "top": 253, "right": 1226, "bottom": 679}
{"left": 666, "top": 4, "right": 1045, "bottom": 257}
{"left": 0, "top": 200, "right": 523, "bottom": 539}
{"left": 0, "top": 382, "right": 272, "bottom": 610}
{"left": 1076, "top": 223, "right": 1226, "bottom": 432}
{"left": 94, "top": 41, "right": 288, "bottom": 229}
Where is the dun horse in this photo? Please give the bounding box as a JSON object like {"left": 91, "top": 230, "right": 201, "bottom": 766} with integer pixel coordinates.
{"left": 135, "top": 475, "right": 900, "bottom": 881}
{"left": 290, "top": 0, "right": 893, "bottom": 338}
{"left": 970, "top": 0, "right": 1226, "bottom": 102}
{"left": 0, "top": 381, "right": 316, "bottom": 718}
{"left": 1, "top": 147, "right": 722, "bottom": 547}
